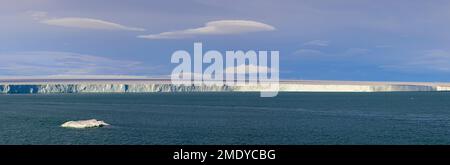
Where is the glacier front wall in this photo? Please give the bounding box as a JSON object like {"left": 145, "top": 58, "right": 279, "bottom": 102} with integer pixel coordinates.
{"left": 0, "top": 83, "right": 448, "bottom": 94}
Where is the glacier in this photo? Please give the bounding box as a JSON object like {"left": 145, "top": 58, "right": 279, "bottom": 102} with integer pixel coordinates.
{"left": 1, "top": 79, "right": 450, "bottom": 94}
{"left": 0, "top": 83, "right": 234, "bottom": 94}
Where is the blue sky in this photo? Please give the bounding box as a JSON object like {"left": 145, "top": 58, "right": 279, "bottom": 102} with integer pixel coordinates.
{"left": 2, "top": 0, "right": 450, "bottom": 81}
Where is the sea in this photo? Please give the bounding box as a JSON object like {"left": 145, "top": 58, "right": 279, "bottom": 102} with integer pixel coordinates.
{"left": 1, "top": 92, "right": 450, "bottom": 144}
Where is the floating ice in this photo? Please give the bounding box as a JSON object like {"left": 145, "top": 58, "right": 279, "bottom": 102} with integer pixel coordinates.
{"left": 61, "top": 119, "right": 110, "bottom": 129}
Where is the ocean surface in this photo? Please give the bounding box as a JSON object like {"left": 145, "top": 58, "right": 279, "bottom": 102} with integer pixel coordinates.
{"left": 1, "top": 92, "right": 450, "bottom": 144}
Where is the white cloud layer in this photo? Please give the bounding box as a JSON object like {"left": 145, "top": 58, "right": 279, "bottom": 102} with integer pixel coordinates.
{"left": 29, "top": 11, "right": 48, "bottom": 20}
{"left": 303, "top": 40, "right": 330, "bottom": 47}
{"left": 138, "top": 20, "right": 275, "bottom": 39}
{"left": 345, "top": 48, "right": 370, "bottom": 55}
{"left": 170, "top": 64, "right": 275, "bottom": 80}
{"left": 41, "top": 17, "right": 145, "bottom": 31}
{"left": 224, "top": 64, "right": 273, "bottom": 74}
{"left": 0, "top": 51, "right": 148, "bottom": 76}
{"left": 0, "top": 75, "right": 151, "bottom": 80}
{"left": 293, "top": 49, "right": 323, "bottom": 56}
{"left": 383, "top": 49, "right": 450, "bottom": 72}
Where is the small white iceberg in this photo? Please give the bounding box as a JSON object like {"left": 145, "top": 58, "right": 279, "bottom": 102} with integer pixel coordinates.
{"left": 61, "top": 119, "right": 110, "bottom": 129}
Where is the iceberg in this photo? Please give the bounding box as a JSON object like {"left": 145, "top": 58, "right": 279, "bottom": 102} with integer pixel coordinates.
{"left": 61, "top": 119, "right": 110, "bottom": 129}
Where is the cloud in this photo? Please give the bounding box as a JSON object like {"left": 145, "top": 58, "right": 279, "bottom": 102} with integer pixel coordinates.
{"left": 170, "top": 64, "right": 275, "bottom": 80}
{"left": 28, "top": 11, "right": 48, "bottom": 20}
{"left": 224, "top": 64, "right": 274, "bottom": 74}
{"left": 382, "top": 49, "right": 450, "bottom": 72}
{"left": 345, "top": 48, "right": 370, "bottom": 55}
{"left": 303, "top": 40, "right": 330, "bottom": 47}
{"left": 170, "top": 72, "right": 205, "bottom": 79}
{"left": 41, "top": 17, "right": 145, "bottom": 31}
{"left": 138, "top": 20, "right": 275, "bottom": 39}
{"left": 293, "top": 49, "right": 323, "bottom": 56}
{"left": 375, "top": 45, "right": 393, "bottom": 48}
{"left": 0, "top": 75, "right": 151, "bottom": 80}
{"left": 0, "top": 51, "right": 150, "bottom": 76}
{"left": 292, "top": 47, "right": 371, "bottom": 59}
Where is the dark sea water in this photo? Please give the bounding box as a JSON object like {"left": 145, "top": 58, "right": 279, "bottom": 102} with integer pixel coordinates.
{"left": 1, "top": 92, "right": 450, "bottom": 144}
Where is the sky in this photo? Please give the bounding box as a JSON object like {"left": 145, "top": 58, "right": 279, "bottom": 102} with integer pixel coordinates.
{"left": 1, "top": 0, "right": 450, "bottom": 82}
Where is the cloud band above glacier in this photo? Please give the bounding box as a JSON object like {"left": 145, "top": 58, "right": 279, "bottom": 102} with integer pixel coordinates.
{"left": 138, "top": 20, "right": 275, "bottom": 39}
{"left": 0, "top": 51, "right": 148, "bottom": 76}
{"left": 40, "top": 17, "right": 145, "bottom": 31}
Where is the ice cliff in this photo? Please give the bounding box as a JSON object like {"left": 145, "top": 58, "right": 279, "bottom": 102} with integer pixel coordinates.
{"left": 0, "top": 82, "right": 449, "bottom": 94}
{"left": 0, "top": 83, "right": 234, "bottom": 94}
